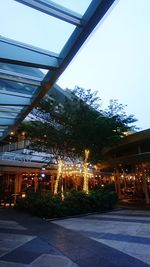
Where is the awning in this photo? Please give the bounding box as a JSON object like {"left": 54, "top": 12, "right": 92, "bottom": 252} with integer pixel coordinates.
{"left": 0, "top": 0, "right": 116, "bottom": 140}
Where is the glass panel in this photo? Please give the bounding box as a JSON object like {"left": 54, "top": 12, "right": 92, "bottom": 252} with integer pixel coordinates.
{"left": 0, "top": 0, "right": 75, "bottom": 53}
{"left": 0, "top": 79, "right": 37, "bottom": 96}
{"left": 50, "top": 0, "right": 92, "bottom": 15}
{"left": 0, "top": 118, "right": 15, "bottom": 125}
{"left": 0, "top": 107, "right": 24, "bottom": 119}
{"left": 0, "top": 106, "right": 24, "bottom": 113}
{"left": 0, "top": 63, "right": 45, "bottom": 79}
{"left": 0, "top": 112, "right": 16, "bottom": 117}
{"left": 0, "top": 126, "right": 8, "bottom": 129}
{"left": 0, "top": 110, "right": 21, "bottom": 118}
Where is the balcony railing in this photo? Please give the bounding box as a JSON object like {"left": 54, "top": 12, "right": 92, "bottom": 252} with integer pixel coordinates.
{"left": 0, "top": 140, "right": 30, "bottom": 152}
{"left": 0, "top": 151, "right": 32, "bottom": 162}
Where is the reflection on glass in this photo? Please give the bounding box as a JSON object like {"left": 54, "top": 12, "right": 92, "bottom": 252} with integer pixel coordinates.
{"left": 0, "top": 112, "right": 18, "bottom": 118}
{"left": 0, "top": 79, "right": 37, "bottom": 96}
{"left": 0, "top": 63, "right": 45, "bottom": 79}
{"left": 0, "top": 106, "right": 24, "bottom": 113}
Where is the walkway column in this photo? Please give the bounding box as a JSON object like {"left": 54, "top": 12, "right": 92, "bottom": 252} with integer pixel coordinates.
{"left": 14, "top": 174, "right": 20, "bottom": 204}
{"left": 114, "top": 168, "right": 122, "bottom": 199}
{"left": 141, "top": 164, "right": 150, "bottom": 205}
{"left": 34, "top": 176, "right": 38, "bottom": 192}
{"left": 51, "top": 176, "right": 55, "bottom": 194}
{"left": 18, "top": 174, "right": 22, "bottom": 193}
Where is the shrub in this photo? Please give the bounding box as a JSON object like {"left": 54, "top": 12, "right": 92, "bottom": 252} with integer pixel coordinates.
{"left": 63, "top": 190, "right": 92, "bottom": 215}
{"left": 16, "top": 189, "right": 118, "bottom": 218}
{"left": 16, "top": 192, "right": 64, "bottom": 218}
{"left": 88, "top": 190, "right": 104, "bottom": 211}
{"left": 101, "top": 191, "right": 118, "bottom": 210}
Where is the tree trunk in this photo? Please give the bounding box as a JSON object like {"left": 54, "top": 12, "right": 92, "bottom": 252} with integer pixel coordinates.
{"left": 54, "top": 159, "right": 63, "bottom": 195}
{"left": 83, "top": 149, "right": 90, "bottom": 193}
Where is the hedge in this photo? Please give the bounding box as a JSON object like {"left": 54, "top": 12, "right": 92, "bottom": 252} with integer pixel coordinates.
{"left": 15, "top": 189, "right": 118, "bottom": 218}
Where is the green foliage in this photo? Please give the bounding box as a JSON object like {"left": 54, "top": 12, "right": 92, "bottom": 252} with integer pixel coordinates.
{"left": 72, "top": 86, "right": 101, "bottom": 111}
{"left": 16, "top": 192, "right": 65, "bottom": 218}
{"left": 20, "top": 86, "right": 137, "bottom": 163}
{"left": 15, "top": 189, "right": 118, "bottom": 218}
{"left": 63, "top": 189, "right": 92, "bottom": 215}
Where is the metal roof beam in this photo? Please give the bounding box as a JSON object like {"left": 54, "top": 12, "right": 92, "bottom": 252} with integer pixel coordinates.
{"left": 15, "top": 0, "right": 83, "bottom": 27}
{"left": 0, "top": 37, "right": 60, "bottom": 70}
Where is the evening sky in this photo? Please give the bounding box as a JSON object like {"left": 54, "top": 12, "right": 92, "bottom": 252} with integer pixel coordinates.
{"left": 1, "top": 0, "right": 150, "bottom": 130}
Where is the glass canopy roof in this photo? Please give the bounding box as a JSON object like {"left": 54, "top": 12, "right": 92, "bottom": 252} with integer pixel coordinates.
{"left": 0, "top": 0, "right": 116, "bottom": 140}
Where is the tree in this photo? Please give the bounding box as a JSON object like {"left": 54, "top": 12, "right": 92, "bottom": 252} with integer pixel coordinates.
{"left": 103, "top": 99, "right": 138, "bottom": 134}
{"left": 21, "top": 87, "right": 137, "bottom": 159}
{"left": 60, "top": 88, "right": 137, "bottom": 162}
{"left": 19, "top": 86, "right": 137, "bottom": 193}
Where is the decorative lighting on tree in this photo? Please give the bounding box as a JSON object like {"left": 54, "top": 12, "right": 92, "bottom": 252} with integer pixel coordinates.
{"left": 54, "top": 159, "right": 63, "bottom": 195}
{"left": 83, "top": 149, "right": 90, "bottom": 193}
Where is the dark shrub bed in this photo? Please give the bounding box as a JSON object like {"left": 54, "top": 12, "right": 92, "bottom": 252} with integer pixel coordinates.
{"left": 15, "top": 189, "right": 118, "bottom": 218}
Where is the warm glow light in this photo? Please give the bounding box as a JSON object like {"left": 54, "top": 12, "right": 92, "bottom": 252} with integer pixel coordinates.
{"left": 83, "top": 149, "right": 90, "bottom": 193}
{"left": 54, "top": 159, "right": 63, "bottom": 195}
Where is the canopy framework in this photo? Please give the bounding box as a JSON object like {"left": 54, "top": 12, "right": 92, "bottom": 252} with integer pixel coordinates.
{"left": 0, "top": 0, "right": 116, "bottom": 140}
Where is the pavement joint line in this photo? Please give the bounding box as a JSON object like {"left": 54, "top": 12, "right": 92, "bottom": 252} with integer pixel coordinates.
{"left": 81, "top": 216, "right": 150, "bottom": 224}
{"left": 43, "top": 208, "right": 125, "bottom": 222}
{"left": 105, "top": 212, "right": 150, "bottom": 217}
{"left": 80, "top": 231, "right": 150, "bottom": 245}
{"left": 0, "top": 233, "right": 36, "bottom": 259}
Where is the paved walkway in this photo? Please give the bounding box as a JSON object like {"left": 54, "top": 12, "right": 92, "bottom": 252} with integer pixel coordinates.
{"left": 0, "top": 207, "right": 150, "bottom": 266}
